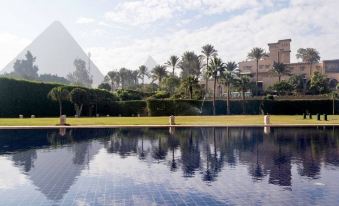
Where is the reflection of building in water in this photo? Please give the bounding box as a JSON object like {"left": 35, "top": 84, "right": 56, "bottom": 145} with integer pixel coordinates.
{"left": 11, "top": 140, "right": 102, "bottom": 201}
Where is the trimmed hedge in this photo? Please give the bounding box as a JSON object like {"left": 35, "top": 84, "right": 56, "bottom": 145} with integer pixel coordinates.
{"left": 146, "top": 99, "right": 263, "bottom": 116}
{"left": 0, "top": 78, "right": 119, "bottom": 117}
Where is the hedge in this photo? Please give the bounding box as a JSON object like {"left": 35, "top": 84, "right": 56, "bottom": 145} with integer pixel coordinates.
{"left": 0, "top": 78, "right": 119, "bottom": 117}
{"left": 146, "top": 99, "right": 263, "bottom": 116}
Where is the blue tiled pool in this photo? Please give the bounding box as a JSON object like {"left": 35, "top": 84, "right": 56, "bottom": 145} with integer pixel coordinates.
{"left": 0, "top": 127, "right": 339, "bottom": 205}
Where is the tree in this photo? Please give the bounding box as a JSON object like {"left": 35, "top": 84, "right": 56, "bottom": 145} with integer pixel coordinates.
{"left": 13, "top": 51, "right": 39, "bottom": 80}
{"left": 207, "top": 57, "right": 226, "bottom": 115}
{"left": 138, "top": 65, "right": 148, "bottom": 88}
{"left": 272, "top": 62, "right": 290, "bottom": 82}
{"left": 180, "top": 51, "right": 202, "bottom": 78}
{"left": 69, "top": 88, "right": 88, "bottom": 116}
{"left": 329, "top": 91, "right": 338, "bottom": 115}
{"left": 234, "top": 75, "right": 251, "bottom": 114}
{"left": 182, "top": 76, "right": 199, "bottom": 99}
{"left": 202, "top": 45, "right": 218, "bottom": 93}
{"left": 248, "top": 47, "right": 267, "bottom": 90}
{"left": 67, "top": 59, "right": 93, "bottom": 87}
{"left": 47, "top": 87, "right": 69, "bottom": 116}
{"left": 296, "top": 48, "right": 320, "bottom": 76}
{"left": 309, "top": 71, "right": 329, "bottom": 94}
{"left": 288, "top": 74, "right": 305, "bottom": 94}
{"left": 270, "top": 81, "right": 293, "bottom": 95}
{"left": 98, "top": 82, "right": 111, "bottom": 91}
{"left": 221, "top": 61, "right": 238, "bottom": 115}
{"left": 166, "top": 55, "right": 180, "bottom": 76}
{"left": 39, "top": 74, "right": 70, "bottom": 84}
{"left": 105, "top": 71, "right": 120, "bottom": 91}
{"left": 151, "top": 65, "right": 167, "bottom": 85}
{"left": 160, "top": 75, "right": 180, "bottom": 95}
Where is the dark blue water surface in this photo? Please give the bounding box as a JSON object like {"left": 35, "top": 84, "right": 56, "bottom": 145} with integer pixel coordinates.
{"left": 0, "top": 127, "right": 339, "bottom": 206}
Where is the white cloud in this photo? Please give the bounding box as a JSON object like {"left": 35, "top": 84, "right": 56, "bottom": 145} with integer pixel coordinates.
{"left": 90, "top": 0, "right": 339, "bottom": 74}
{"left": 76, "top": 17, "right": 95, "bottom": 24}
{"left": 0, "top": 33, "right": 30, "bottom": 70}
{"left": 104, "top": 0, "right": 261, "bottom": 26}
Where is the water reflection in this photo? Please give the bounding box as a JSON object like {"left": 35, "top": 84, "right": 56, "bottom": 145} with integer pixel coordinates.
{"left": 0, "top": 127, "right": 339, "bottom": 204}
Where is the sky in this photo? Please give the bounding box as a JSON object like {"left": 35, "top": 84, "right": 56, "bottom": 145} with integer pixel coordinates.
{"left": 0, "top": 0, "right": 338, "bottom": 75}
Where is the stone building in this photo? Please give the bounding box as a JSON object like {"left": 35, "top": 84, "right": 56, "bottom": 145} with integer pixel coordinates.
{"left": 203, "top": 39, "right": 339, "bottom": 97}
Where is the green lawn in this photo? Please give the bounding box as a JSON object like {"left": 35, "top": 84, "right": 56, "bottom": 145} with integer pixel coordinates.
{"left": 0, "top": 115, "right": 339, "bottom": 126}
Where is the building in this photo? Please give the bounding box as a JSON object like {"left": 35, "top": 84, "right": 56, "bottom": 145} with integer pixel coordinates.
{"left": 203, "top": 39, "right": 339, "bottom": 97}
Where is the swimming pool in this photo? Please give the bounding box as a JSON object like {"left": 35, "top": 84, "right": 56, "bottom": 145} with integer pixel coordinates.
{"left": 0, "top": 127, "right": 338, "bottom": 205}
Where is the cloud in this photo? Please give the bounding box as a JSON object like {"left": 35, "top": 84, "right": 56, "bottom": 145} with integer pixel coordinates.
{"left": 90, "top": 0, "right": 339, "bottom": 74}
{"left": 104, "top": 0, "right": 261, "bottom": 26}
{"left": 76, "top": 17, "right": 95, "bottom": 24}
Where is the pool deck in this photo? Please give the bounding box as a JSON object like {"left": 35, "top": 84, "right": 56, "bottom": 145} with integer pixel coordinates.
{"left": 0, "top": 124, "right": 339, "bottom": 129}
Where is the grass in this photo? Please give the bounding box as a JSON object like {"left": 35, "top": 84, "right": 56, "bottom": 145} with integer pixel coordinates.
{"left": 0, "top": 115, "right": 339, "bottom": 126}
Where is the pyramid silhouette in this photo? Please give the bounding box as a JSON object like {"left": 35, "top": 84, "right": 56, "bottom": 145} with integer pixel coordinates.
{"left": 1, "top": 21, "right": 104, "bottom": 86}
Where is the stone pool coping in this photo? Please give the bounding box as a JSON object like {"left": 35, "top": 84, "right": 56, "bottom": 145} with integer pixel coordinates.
{"left": 0, "top": 124, "right": 339, "bottom": 129}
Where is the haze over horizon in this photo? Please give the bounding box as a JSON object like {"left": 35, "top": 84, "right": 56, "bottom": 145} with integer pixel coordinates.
{"left": 0, "top": 0, "right": 338, "bottom": 75}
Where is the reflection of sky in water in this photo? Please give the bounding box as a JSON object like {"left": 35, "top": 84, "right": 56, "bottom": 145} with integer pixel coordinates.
{"left": 0, "top": 127, "right": 338, "bottom": 205}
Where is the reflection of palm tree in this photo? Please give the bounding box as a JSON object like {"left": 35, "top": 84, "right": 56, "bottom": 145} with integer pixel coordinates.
{"left": 181, "top": 129, "right": 201, "bottom": 177}
{"left": 168, "top": 134, "right": 180, "bottom": 172}
{"left": 138, "top": 136, "right": 146, "bottom": 160}
{"left": 152, "top": 137, "right": 167, "bottom": 161}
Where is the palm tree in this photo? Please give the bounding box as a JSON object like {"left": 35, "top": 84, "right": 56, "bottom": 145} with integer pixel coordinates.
{"left": 180, "top": 51, "right": 202, "bottom": 78}
{"left": 207, "top": 57, "right": 226, "bottom": 115}
{"left": 138, "top": 65, "right": 148, "bottom": 87}
{"left": 105, "top": 71, "right": 120, "bottom": 91}
{"left": 221, "top": 61, "right": 238, "bottom": 115}
{"left": 296, "top": 48, "right": 320, "bottom": 76}
{"left": 202, "top": 44, "right": 217, "bottom": 93}
{"left": 235, "top": 75, "right": 251, "bottom": 114}
{"left": 272, "top": 62, "right": 291, "bottom": 82}
{"left": 48, "top": 86, "right": 69, "bottom": 116}
{"left": 119, "top": 68, "right": 129, "bottom": 89}
{"left": 234, "top": 75, "right": 251, "bottom": 114}
{"left": 166, "top": 55, "right": 180, "bottom": 76}
{"left": 248, "top": 47, "right": 267, "bottom": 89}
{"left": 182, "top": 76, "right": 199, "bottom": 99}
{"left": 151, "top": 65, "right": 167, "bottom": 85}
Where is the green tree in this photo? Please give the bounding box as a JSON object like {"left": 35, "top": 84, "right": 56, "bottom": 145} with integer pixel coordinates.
{"left": 309, "top": 71, "right": 329, "bottom": 94}
{"left": 151, "top": 65, "right": 167, "bottom": 85}
{"left": 138, "top": 65, "right": 148, "bottom": 88}
{"left": 105, "top": 71, "right": 120, "bottom": 91}
{"left": 166, "top": 55, "right": 180, "bottom": 76}
{"left": 182, "top": 76, "right": 199, "bottom": 99}
{"left": 160, "top": 75, "right": 180, "bottom": 95}
{"left": 288, "top": 74, "right": 305, "bottom": 94}
{"left": 272, "top": 62, "right": 290, "bottom": 82}
{"left": 296, "top": 48, "right": 320, "bottom": 76}
{"left": 207, "top": 57, "right": 226, "bottom": 115}
{"left": 234, "top": 75, "right": 251, "bottom": 114}
{"left": 270, "top": 81, "right": 293, "bottom": 95}
{"left": 47, "top": 86, "right": 69, "bottom": 116}
{"left": 221, "top": 61, "right": 238, "bottom": 115}
{"left": 67, "top": 59, "right": 93, "bottom": 87}
{"left": 202, "top": 44, "right": 218, "bottom": 93}
{"left": 39, "top": 74, "right": 70, "bottom": 84}
{"left": 180, "top": 51, "right": 202, "bottom": 78}
{"left": 98, "top": 82, "right": 111, "bottom": 91}
{"left": 13, "top": 50, "right": 39, "bottom": 80}
{"left": 247, "top": 47, "right": 267, "bottom": 90}
{"left": 69, "top": 88, "right": 88, "bottom": 116}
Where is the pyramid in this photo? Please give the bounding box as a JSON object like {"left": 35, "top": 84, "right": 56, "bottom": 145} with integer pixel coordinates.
{"left": 144, "top": 56, "right": 158, "bottom": 70}
{"left": 1, "top": 21, "right": 104, "bottom": 86}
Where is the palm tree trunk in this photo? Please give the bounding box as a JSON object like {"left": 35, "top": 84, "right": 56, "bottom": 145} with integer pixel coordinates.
{"left": 59, "top": 99, "right": 62, "bottom": 117}
{"left": 256, "top": 59, "right": 259, "bottom": 96}
{"left": 278, "top": 75, "right": 281, "bottom": 82}
{"left": 226, "top": 83, "right": 230, "bottom": 115}
{"left": 172, "top": 66, "right": 175, "bottom": 76}
{"left": 189, "top": 86, "right": 193, "bottom": 99}
{"left": 333, "top": 96, "right": 335, "bottom": 115}
{"left": 242, "top": 90, "right": 246, "bottom": 114}
{"left": 205, "top": 58, "right": 209, "bottom": 94}
{"left": 310, "top": 63, "right": 312, "bottom": 77}
{"left": 213, "top": 76, "right": 217, "bottom": 115}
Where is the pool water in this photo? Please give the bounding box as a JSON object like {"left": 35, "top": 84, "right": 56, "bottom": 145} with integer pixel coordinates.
{"left": 0, "top": 127, "right": 339, "bottom": 206}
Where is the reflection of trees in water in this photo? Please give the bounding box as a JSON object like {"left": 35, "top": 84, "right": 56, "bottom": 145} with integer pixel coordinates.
{"left": 12, "top": 150, "right": 37, "bottom": 173}
{"left": 179, "top": 129, "right": 201, "bottom": 177}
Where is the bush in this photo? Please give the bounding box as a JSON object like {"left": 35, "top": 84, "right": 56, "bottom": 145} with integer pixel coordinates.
{"left": 0, "top": 78, "right": 118, "bottom": 117}
{"left": 115, "top": 89, "right": 153, "bottom": 101}
{"left": 151, "top": 91, "right": 170, "bottom": 99}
